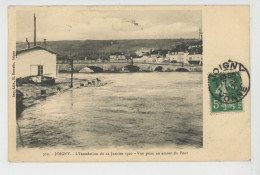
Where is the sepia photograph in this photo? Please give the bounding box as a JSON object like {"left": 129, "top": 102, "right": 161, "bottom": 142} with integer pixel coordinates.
{"left": 15, "top": 8, "right": 203, "bottom": 149}
{"left": 1, "top": 2, "right": 258, "bottom": 175}
{"left": 8, "top": 5, "right": 251, "bottom": 163}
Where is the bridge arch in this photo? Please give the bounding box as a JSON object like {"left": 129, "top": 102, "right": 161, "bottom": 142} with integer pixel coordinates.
{"left": 125, "top": 65, "right": 140, "bottom": 72}
{"left": 88, "top": 66, "right": 103, "bottom": 73}
{"left": 154, "top": 66, "right": 163, "bottom": 72}
{"left": 175, "top": 67, "right": 189, "bottom": 72}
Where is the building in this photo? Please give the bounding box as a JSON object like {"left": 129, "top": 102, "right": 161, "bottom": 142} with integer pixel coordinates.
{"left": 166, "top": 52, "right": 189, "bottom": 63}
{"left": 155, "top": 57, "right": 164, "bottom": 63}
{"left": 15, "top": 14, "right": 58, "bottom": 83}
{"left": 16, "top": 46, "right": 57, "bottom": 81}
{"left": 109, "top": 53, "right": 126, "bottom": 62}
{"left": 187, "top": 54, "right": 203, "bottom": 65}
{"left": 96, "top": 58, "right": 103, "bottom": 63}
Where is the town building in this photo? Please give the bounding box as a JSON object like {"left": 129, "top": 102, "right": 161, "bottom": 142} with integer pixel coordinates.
{"left": 187, "top": 54, "right": 203, "bottom": 65}
{"left": 96, "top": 58, "right": 103, "bottom": 63}
{"left": 165, "top": 52, "right": 189, "bottom": 63}
{"left": 109, "top": 53, "right": 126, "bottom": 62}
{"left": 133, "top": 55, "right": 157, "bottom": 63}
{"left": 155, "top": 57, "right": 164, "bottom": 63}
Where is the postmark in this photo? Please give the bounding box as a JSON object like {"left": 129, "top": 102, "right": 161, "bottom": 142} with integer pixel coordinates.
{"left": 208, "top": 60, "right": 250, "bottom": 112}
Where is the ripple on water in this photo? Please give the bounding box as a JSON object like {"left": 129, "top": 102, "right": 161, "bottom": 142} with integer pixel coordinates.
{"left": 17, "top": 72, "right": 202, "bottom": 149}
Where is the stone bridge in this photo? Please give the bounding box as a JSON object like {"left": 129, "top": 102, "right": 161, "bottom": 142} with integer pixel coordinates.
{"left": 57, "top": 62, "right": 202, "bottom": 72}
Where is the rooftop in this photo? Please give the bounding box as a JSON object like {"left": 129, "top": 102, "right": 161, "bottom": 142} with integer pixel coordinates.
{"left": 16, "top": 46, "right": 57, "bottom": 55}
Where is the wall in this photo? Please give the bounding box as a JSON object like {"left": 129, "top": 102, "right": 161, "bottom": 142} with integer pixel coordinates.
{"left": 187, "top": 54, "right": 203, "bottom": 61}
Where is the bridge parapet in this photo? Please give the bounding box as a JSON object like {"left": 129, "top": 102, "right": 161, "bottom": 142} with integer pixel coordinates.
{"left": 133, "top": 63, "right": 202, "bottom": 72}
{"left": 57, "top": 62, "right": 202, "bottom": 72}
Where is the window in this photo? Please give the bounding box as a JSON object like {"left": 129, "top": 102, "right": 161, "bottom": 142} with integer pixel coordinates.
{"left": 38, "top": 65, "right": 43, "bottom": 76}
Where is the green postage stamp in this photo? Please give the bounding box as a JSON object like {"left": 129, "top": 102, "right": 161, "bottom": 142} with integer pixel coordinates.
{"left": 208, "top": 60, "right": 250, "bottom": 113}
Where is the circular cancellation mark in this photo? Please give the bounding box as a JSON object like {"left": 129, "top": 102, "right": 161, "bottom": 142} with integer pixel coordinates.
{"left": 208, "top": 60, "right": 250, "bottom": 104}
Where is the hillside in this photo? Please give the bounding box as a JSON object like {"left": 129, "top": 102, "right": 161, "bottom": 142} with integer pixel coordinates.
{"left": 16, "top": 39, "right": 200, "bottom": 58}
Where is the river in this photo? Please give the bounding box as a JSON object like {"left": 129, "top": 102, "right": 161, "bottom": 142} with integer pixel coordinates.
{"left": 17, "top": 72, "right": 202, "bottom": 149}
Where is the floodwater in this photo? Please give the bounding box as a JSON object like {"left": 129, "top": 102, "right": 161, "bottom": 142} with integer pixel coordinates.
{"left": 17, "top": 72, "right": 202, "bottom": 149}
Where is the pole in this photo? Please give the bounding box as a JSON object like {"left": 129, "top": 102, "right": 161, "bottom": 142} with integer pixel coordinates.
{"left": 34, "top": 13, "right": 36, "bottom": 47}
{"left": 181, "top": 53, "right": 184, "bottom": 67}
{"left": 70, "top": 58, "right": 73, "bottom": 88}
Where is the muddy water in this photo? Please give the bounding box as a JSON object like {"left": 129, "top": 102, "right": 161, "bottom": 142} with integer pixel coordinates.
{"left": 17, "top": 72, "right": 202, "bottom": 149}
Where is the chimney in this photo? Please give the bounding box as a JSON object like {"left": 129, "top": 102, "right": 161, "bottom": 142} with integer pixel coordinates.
{"left": 43, "top": 39, "right": 47, "bottom": 48}
{"left": 34, "top": 13, "right": 36, "bottom": 47}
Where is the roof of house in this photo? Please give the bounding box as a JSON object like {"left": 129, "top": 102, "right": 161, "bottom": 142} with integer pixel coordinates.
{"left": 16, "top": 46, "right": 57, "bottom": 55}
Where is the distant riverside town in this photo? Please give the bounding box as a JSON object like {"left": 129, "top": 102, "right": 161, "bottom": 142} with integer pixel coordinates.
{"left": 56, "top": 39, "right": 203, "bottom": 66}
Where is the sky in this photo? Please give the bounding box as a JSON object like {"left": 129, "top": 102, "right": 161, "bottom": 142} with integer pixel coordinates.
{"left": 16, "top": 9, "right": 202, "bottom": 42}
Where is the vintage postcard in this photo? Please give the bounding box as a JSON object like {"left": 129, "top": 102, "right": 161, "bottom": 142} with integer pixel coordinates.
{"left": 8, "top": 6, "right": 250, "bottom": 162}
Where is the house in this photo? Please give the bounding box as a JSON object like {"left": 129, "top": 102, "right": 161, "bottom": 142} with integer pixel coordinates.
{"left": 96, "top": 58, "right": 103, "bottom": 63}
{"left": 187, "top": 54, "right": 203, "bottom": 65}
{"left": 16, "top": 46, "right": 57, "bottom": 82}
{"left": 109, "top": 53, "right": 126, "bottom": 62}
{"left": 155, "top": 57, "right": 164, "bottom": 63}
{"left": 166, "top": 52, "right": 189, "bottom": 63}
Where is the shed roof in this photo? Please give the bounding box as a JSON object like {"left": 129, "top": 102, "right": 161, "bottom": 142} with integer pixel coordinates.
{"left": 16, "top": 46, "right": 57, "bottom": 55}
